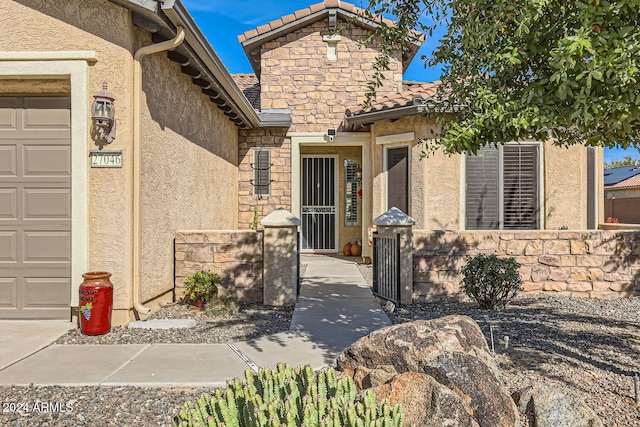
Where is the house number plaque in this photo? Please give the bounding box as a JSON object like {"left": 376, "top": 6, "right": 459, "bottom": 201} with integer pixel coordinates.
{"left": 90, "top": 150, "right": 122, "bottom": 168}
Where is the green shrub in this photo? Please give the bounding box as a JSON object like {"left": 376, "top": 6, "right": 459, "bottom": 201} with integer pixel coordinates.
{"left": 459, "top": 253, "right": 522, "bottom": 310}
{"left": 172, "top": 364, "right": 405, "bottom": 427}
{"left": 183, "top": 271, "right": 220, "bottom": 305}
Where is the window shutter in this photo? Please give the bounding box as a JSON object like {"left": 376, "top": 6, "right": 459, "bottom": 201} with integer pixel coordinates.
{"left": 466, "top": 147, "right": 499, "bottom": 229}
{"left": 502, "top": 145, "right": 538, "bottom": 229}
{"left": 253, "top": 149, "right": 271, "bottom": 196}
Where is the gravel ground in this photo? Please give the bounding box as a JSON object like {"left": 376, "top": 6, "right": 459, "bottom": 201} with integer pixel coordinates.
{"left": 3, "top": 263, "right": 640, "bottom": 426}
{"left": 55, "top": 301, "right": 294, "bottom": 345}
{"left": 357, "top": 262, "right": 640, "bottom": 427}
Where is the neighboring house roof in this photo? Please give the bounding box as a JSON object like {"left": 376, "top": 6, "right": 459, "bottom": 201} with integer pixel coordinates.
{"left": 232, "top": 74, "right": 260, "bottom": 111}
{"left": 344, "top": 81, "right": 441, "bottom": 129}
{"left": 609, "top": 174, "right": 640, "bottom": 189}
{"left": 238, "top": 0, "right": 424, "bottom": 78}
{"left": 604, "top": 165, "right": 640, "bottom": 187}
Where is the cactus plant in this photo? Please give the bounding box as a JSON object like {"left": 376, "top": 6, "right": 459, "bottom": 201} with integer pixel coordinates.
{"left": 172, "top": 364, "right": 405, "bottom": 427}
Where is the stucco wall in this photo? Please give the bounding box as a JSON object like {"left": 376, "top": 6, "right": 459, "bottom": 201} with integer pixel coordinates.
{"left": 260, "top": 19, "right": 403, "bottom": 132}
{"left": 139, "top": 29, "right": 239, "bottom": 303}
{"left": 371, "top": 116, "right": 453, "bottom": 229}
{"left": 4, "top": 0, "right": 241, "bottom": 318}
{"left": 544, "top": 142, "right": 587, "bottom": 229}
{"left": 371, "top": 115, "right": 592, "bottom": 231}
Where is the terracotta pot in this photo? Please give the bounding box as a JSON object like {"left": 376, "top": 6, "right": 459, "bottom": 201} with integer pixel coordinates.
{"left": 194, "top": 300, "right": 205, "bottom": 308}
{"left": 351, "top": 244, "right": 361, "bottom": 257}
{"left": 343, "top": 242, "right": 352, "bottom": 256}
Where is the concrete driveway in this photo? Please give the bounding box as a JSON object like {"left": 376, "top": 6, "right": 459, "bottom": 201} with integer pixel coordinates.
{"left": 0, "top": 320, "right": 74, "bottom": 370}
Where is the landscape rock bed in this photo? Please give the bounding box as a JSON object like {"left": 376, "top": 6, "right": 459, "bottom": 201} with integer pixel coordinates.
{"left": 388, "top": 294, "right": 640, "bottom": 427}
{"left": 3, "top": 267, "right": 640, "bottom": 426}
{"left": 55, "top": 302, "right": 294, "bottom": 345}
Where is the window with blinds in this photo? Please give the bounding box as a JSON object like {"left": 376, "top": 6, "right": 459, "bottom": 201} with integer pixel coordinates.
{"left": 252, "top": 148, "right": 271, "bottom": 196}
{"left": 466, "top": 145, "right": 539, "bottom": 230}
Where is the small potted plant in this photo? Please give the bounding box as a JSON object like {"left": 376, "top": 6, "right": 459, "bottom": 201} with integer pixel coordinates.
{"left": 183, "top": 271, "right": 220, "bottom": 307}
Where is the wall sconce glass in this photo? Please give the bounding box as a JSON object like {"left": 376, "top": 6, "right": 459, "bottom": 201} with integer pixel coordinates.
{"left": 91, "top": 81, "right": 116, "bottom": 144}
{"left": 355, "top": 166, "right": 362, "bottom": 182}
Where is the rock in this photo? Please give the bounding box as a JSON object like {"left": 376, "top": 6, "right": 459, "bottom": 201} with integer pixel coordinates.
{"left": 337, "top": 315, "right": 520, "bottom": 427}
{"left": 512, "top": 384, "right": 604, "bottom": 427}
{"left": 375, "top": 372, "right": 479, "bottom": 427}
{"left": 383, "top": 300, "right": 396, "bottom": 313}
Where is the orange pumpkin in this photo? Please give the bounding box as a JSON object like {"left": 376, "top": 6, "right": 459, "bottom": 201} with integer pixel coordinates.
{"left": 343, "top": 242, "right": 352, "bottom": 256}
{"left": 351, "top": 243, "right": 361, "bottom": 257}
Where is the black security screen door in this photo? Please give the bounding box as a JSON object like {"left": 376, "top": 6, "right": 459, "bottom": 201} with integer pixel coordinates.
{"left": 301, "top": 156, "right": 336, "bottom": 252}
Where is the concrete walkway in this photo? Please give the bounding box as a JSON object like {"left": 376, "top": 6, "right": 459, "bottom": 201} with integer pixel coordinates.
{"left": 0, "top": 255, "right": 389, "bottom": 387}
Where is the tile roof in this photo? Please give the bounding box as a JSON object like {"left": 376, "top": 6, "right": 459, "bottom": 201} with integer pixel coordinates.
{"left": 231, "top": 73, "right": 260, "bottom": 111}
{"left": 606, "top": 172, "right": 640, "bottom": 189}
{"left": 346, "top": 81, "right": 441, "bottom": 117}
{"left": 604, "top": 164, "right": 640, "bottom": 186}
{"left": 238, "top": 1, "right": 402, "bottom": 43}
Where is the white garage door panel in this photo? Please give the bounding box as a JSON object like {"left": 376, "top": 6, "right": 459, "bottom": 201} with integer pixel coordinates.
{"left": 0, "top": 189, "right": 17, "bottom": 218}
{"left": 0, "top": 278, "right": 17, "bottom": 307}
{"left": 0, "top": 232, "right": 17, "bottom": 262}
{"left": 24, "top": 278, "right": 71, "bottom": 307}
{"left": 24, "top": 188, "right": 71, "bottom": 219}
{"left": 23, "top": 145, "right": 71, "bottom": 176}
{"left": 0, "top": 146, "right": 16, "bottom": 175}
{"left": 0, "top": 96, "right": 70, "bottom": 319}
{"left": 23, "top": 232, "right": 71, "bottom": 262}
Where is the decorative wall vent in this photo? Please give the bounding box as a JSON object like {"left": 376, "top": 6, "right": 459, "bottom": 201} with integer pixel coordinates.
{"left": 251, "top": 147, "right": 272, "bottom": 198}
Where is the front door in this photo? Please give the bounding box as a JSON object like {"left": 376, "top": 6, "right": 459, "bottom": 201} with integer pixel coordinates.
{"left": 301, "top": 156, "right": 337, "bottom": 252}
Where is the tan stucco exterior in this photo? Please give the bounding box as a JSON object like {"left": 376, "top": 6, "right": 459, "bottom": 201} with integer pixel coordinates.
{"left": 4, "top": 0, "right": 241, "bottom": 324}
{"left": 370, "top": 115, "right": 595, "bottom": 230}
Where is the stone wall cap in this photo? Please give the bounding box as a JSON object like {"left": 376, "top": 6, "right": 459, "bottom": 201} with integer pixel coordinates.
{"left": 373, "top": 207, "right": 416, "bottom": 226}
{"left": 261, "top": 208, "right": 301, "bottom": 226}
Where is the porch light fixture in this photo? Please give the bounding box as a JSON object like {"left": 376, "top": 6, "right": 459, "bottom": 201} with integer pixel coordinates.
{"left": 91, "top": 81, "right": 116, "bottom": 144}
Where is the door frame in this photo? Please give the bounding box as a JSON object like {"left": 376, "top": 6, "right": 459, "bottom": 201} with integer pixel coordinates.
{"left": 383, "top": 143, "right": 412, "bottom": 214}
{"left": 300, "top": 154, "right": 339, "bottom": 253}
{"left": 0, "top": 52, "right": 94, "bottom": 309}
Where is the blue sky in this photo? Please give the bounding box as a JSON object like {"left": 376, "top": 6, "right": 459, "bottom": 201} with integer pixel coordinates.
{"left": 183, "top": 0, "right": 638, "bottom": 164}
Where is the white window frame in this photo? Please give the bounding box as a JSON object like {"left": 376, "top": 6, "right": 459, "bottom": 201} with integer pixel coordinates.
{"left": 462, "top": 141, "right": 545, "bottom": 230}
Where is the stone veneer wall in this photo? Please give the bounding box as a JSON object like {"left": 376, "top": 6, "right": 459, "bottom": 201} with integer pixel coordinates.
{"left": 238, "top": 129, "right": 291, "bottom": 229}
{"left": 259, "top": 20, "right": 403, "bottom": 132}
{"left": 413, "top": 230, "right": 640, "bottom": 301}
{"left": 175, "top": 231, "right": 263, "bottom": 302}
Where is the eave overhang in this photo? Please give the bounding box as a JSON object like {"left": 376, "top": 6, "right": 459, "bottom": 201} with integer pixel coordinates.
{"left": 109, "top": 0, "right": 291, "bottom": 129}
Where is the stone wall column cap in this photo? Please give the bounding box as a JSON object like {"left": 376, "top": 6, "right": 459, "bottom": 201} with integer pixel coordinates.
{"left": 373, "top": 207, "right": 416, "bottom": 226}
{"left": 261, "top": 208, "right": 301, "bottom": 227}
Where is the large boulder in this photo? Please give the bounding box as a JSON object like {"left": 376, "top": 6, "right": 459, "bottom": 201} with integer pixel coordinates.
{"left": 512, "top": 384, "right": 604, "bottom": 427}
{"left": 337, "top": 315, "right": 520, "bottom": 427}
{"left": 375, "top": 372, "right": 479, "bottom": 427}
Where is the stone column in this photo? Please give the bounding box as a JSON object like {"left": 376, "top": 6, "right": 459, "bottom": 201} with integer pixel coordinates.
{"left": 373, "top": 207, "right": 416, "bottom": 305}
{"left": 261, "top": 208, "right": 301, "bottom": 306}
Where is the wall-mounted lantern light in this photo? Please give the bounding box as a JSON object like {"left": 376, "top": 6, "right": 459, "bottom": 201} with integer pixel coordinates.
{"left": 91, "top": 81, "right": 116, "bottom": 144}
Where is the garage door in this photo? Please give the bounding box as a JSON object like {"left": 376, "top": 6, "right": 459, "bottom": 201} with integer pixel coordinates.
{"left": 0, "top": 96, "right": 71, "bottom": 319}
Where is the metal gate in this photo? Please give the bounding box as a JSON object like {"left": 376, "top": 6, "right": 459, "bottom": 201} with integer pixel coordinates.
{"left": 373, "top": 233, "right": 401, "bottom": 305}
{"left": 301, "top": 156, "right": 337, "bottom": 252}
